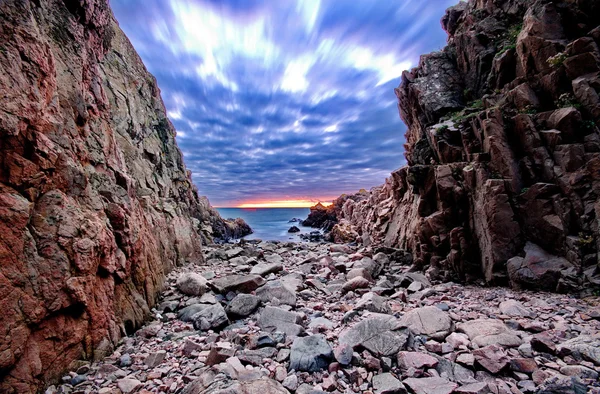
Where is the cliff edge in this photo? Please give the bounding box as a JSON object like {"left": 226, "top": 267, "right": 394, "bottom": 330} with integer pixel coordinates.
{"left": 0, "top": 0, "right": 246, "bottom": 391}
{"left": 328, "top": 0, "right": 600, "bottom": 293}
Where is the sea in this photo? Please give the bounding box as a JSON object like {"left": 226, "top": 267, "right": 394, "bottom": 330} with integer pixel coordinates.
{"left": 216, "top": 208, "right": 319, "bottom": 242}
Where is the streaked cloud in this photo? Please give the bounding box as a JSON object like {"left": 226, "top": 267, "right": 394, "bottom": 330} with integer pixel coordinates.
{"left": 111, "top": 0, "right": 457, "bottom": 206}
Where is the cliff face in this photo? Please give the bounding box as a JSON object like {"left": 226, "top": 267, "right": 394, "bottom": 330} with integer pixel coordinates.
{"left": 332, "top": 0, "right": 600, "bottom": 293}
{"left": 0, "top": 0, "right": 242, "bottom": 391}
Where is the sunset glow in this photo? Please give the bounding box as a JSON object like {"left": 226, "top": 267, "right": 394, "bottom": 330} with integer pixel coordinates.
{"left": 236, "top": 200, "right": 333, "bottom": 208}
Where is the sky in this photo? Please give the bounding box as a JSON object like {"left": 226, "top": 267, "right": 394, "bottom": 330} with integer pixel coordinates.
{"left": 111, "top": 0, "right": 458, "bottom": 207}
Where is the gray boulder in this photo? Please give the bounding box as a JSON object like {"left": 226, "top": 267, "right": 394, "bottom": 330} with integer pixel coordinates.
{"left": 192, "top": 303, "right": 229, "bottom": 331}
{"left": 226, "top": 294, "right": 261, "bottom": 318}
{"left": 177, "top": 273, "right": 208, "bottom": 296}
{"left": 289, "top": 335, "right": 333, "bottom": 372}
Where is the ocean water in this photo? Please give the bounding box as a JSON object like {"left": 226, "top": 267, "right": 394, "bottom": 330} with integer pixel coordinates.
{"left": 216, "top": 208, "right": 318, "bottom": 242}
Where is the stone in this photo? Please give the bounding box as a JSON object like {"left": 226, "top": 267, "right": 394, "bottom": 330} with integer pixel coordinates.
{"left": 341, "top": 276, "right": 371, "bottom": 293}
{"left": 177, "top": 273, "right": 208, "bottom": 296}
{"left": 205, "top": 345, "right": 236, "bottom": 366}
{"left": 510, "top": 358, "right": 537, "bottom": 374}
{"left": 556, "top": 335, "right": 600, "bottom": 365}
{"left": 445, "top": 332, "right": 469, "bottom": 349}
{"left": 473, "top": 344, "right": 510, "bottom": 373}
{"left": 144, "top": 350, "right": 166, "bottom": 368}
{"left": 258, "top": 306, "right": 305, "bottom": 337}
{"left": 402, "top": 377, "right": 458, "bottom": 394}
{"left": 346, "top": 268, "right": 373, "bottom": 282}
{"left": 499, "top": 300, "right": 534, "bottom": 317}
{"left": 455, "top": 382, "right": 490, "bottom": 394}
{"left": 256, "top": 281, "right": 297, "bottom": 307}
{"left": 507, "top": 243, "right": 574, "bottom": 292}
{"left": 339, "top": 315, "right": 408, "bottom": 356}
{"left": 355, "top": 292, "right": 391, "bottom": 314}
{"left": 288, "top": 226, "right": 301, "bottom": 233}
{"left": 192, "top": 303, "right": 229, "bottom": 331}
{"left": 398, "top": 306, "right": 452, "bottom": 340}
{"left": 117, "top": 378, "right": 142, "bottom": 394}
{"left": 211, "top": 275, "right": 266, "bottom": 294}
{"left": 226, "top": 294, "right": 261, "bottom": 318}
{"left": 119, "top": 354, "right": 132, "bottom": 367}
{"left": 289, "top": 335, "right": 333, "bottom": 372}
{"left": 457, "top": 319, "right": 522, "bottom": 348}
{"left": 181, "top": 368, "right": 289, "bottom": 394}
{"left": 372, "top": 373, "right": 407, "bottom": 394}
{"left": 237, "top": 347, "right": 278, "bottom": 366}
{"left": 282, "top": 374, "right": 299, "bottom": 391}
{"left": 178, "top": 304, "right": 207, "bottom": 322}
{"left": 397, "top": 352, "right": 438, "bottom": 370}
{"left": 250, "top": 262, "right": 283, "bottom": 277}
{"left": 333, "top": 343, "right": 353, "bottom": 365}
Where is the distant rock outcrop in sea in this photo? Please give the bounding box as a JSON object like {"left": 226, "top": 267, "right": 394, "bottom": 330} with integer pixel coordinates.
{"left": 323, "top": 0, "right": 600, "bottom": 293}
{"left": 0, "top": 0, "right": 248, "bottom": 391}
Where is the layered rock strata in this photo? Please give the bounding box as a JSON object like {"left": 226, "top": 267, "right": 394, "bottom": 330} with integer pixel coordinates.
{"left": 327, "top": 0, "right": 600, "bottom": 292}
{"left": 0, "top": 0, "right": 247, "bottom": 391}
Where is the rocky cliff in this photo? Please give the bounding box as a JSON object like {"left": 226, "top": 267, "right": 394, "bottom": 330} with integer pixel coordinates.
{"left": 329, "top": 0, "right": 600, "bottom": 293}
{"left": 0, "top": 0, "right": 247, "bottom": 392}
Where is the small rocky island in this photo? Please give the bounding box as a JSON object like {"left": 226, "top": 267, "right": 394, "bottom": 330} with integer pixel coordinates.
{"left": 0, "top": 0, "right": 599, "bottom": 393}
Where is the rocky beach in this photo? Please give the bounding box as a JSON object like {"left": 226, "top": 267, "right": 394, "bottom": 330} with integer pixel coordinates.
{"left": 1, "top": 0, "right": 600, "bottom": 392}
{"left": 45, "top": 241, "right": 600, "bottom": 394}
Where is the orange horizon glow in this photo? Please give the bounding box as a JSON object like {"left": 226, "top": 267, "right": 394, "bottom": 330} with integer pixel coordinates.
{"left": 228, "top": 200, "right": 334, "bottom": 208}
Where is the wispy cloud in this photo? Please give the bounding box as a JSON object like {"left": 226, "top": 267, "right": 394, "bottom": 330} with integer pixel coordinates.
{"left": 111, "top": 0, "right": 457, "bottom": 206}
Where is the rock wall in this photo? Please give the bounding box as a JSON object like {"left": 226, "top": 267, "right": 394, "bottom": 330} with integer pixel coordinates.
{"left": 0, "top": 0, "right": 245, "bottom": 391}
{"left": 332, "top": 0, "right": 600, "bottom": 293}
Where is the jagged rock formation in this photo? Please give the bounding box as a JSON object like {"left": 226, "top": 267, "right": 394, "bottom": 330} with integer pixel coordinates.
{"left": 0, "top": 0, "right": 247, "bottom": 392}
{"left": 328, "top": 0, "right": 600, "bottom": 292}
{"left": 198, "top": 196, "right": 252, "bottom": 243}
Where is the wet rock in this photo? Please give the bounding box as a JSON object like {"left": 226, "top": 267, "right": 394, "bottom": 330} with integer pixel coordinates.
{"left": 339, "top": 315, "right": 409, "bottom": 356}
{"left": 288, "top": 226, "right": 301, "bottom": 233}
{"left": 398, "top": 306, "right": 452, "bottom": 340}
{"left": 289, "top": 335, "right": 333, "bottom": 372}
{"left": 226, "top": 294, "right": 261, "bottom": 318}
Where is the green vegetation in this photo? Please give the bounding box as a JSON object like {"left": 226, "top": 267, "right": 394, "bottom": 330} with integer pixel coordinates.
{"left": 436, "top": 125, "right": 449, "bottom": 134}
{"left": 447, "top": 99, "right": 486, "bottom": 123}
{"left": 578, "top": 232, "right": 595, "bottom": 246}
{"left": 547, "top": 52, "right": 567, "bottom": 67}
{"left": 497, "top": 23, "right": 521, "bottom": 55}
{"left": 555, "top": 93, "right": 581, "bottom": 109}
{"left": 582, "top": 120, "right": 597, "bottom": 131}
{"left": 519, "top": 105, "right": 538, "bottom": 115}
{"left": 520, "top": 187, "right": 529, "bottom": 194}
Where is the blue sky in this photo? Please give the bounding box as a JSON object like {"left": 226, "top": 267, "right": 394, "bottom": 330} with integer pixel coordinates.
{"left": 111, "top": 0, "right": 457, "bottom": 207}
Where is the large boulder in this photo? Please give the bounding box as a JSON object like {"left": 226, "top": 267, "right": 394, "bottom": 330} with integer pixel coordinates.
{"left": 339, "top": 315, "right": 409, "bottom": 356}
{"left": 398, "top": 306, "right": 452, "bottom": 341}
{"left": 289, "top": 335, "right": 333, "bottom": 372}
{"left": 211, "top": 275, "right": 266, "bottom": 294}
{"left": 507, "top": 242, "right": 575, "bottom": 292}
{"left": 177, "top": 273, "right": 208, "bottom": 296}
{"left": 258, "top": 306, "right": 304, "bottom": 337}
